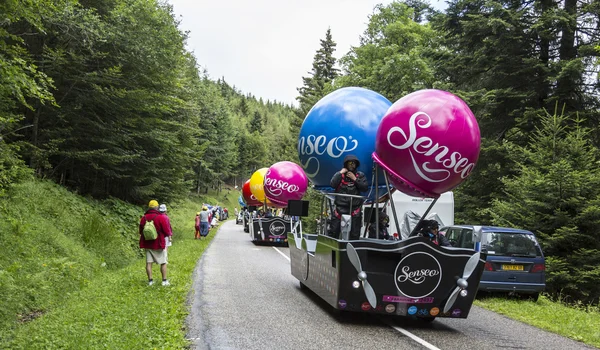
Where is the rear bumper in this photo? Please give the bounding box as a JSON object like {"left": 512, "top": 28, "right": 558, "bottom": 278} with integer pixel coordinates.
{"left": 478, "top": 281, "right": 545, "bottom": 293}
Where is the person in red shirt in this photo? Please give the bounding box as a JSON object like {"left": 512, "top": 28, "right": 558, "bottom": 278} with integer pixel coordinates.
{"left": 139, "top": 200, "right": 173, "bottom": 286}
{"left": 194, "top": 212, "right": 201, "bottom": 239}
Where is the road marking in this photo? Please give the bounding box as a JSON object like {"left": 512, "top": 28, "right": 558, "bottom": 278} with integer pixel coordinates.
{"left": 272, "top": 246, "right": 290, "bottom": 262}
{"left": 273, "top": 245, "right": 440, "bottom": 350}
{"left": 385, "top": 321, "right": 441, "bottom": 350}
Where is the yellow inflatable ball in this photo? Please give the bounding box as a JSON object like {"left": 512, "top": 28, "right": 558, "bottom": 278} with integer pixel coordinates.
{"left": 249, "top": 167, "right": 272, "bottom": 205}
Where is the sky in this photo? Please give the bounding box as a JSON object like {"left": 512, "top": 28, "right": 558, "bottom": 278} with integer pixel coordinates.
{"left": 167, "top": 0, "right": 446, "bottom": 106}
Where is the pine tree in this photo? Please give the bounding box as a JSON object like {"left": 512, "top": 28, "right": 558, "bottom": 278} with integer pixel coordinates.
{"left": 249, "top": 111, "right": 264, "bottom": 133}
{"left": 293, "top": 28, "right": 339, "bottom": 134}
{"left": 488, "top": 107, "right": 600, "bottom": 304}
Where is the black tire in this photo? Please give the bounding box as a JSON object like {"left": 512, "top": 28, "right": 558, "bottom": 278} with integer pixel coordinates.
{"left": 299, "top": 281, "right": 308, "bottom": 290}
{"left": 418, "top": 317, "right": 436, "bottom": 323}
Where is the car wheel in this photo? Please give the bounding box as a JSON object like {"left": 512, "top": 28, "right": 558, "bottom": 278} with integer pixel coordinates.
{"left": 418, "top": 316, "right": 436, "bottom": 323}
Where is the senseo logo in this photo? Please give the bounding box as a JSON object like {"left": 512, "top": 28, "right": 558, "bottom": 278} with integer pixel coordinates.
{"left": 264, "top": 177, "right": 300, "bottom": 197}
{"left": 269, "top": 221, "right": 286, "bottom": 236}
{"left": 298, "top": 135, "right": 358, "bottom": 176}
{"left": 395, "top": 252, "right": 442, "bottom": 298}
{"left": 386, "top": 112, "right": 476, "bottom": 183}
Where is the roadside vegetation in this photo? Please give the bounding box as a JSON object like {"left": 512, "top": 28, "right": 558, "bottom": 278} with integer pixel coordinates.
{"left": 2, "top": 179, "right": 237, "bottom": 348}
{"left": 476, "top": 295, "right": 600, "bottom": 348}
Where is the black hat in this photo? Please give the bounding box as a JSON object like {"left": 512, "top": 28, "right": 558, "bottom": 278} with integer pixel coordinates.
{"left": 427, "top": 220, "right": 440, "bottom": 230}
{"left": 343, "top": 154, "right": 360, "bottom": 168}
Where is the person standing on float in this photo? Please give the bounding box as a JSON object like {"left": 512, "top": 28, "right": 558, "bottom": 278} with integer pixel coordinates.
{"left": 328, "top": 154, "right": 368, "bottom": 240}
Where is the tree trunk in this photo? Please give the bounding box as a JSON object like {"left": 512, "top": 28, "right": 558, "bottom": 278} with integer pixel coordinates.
{"left": 556, "top": 0, "right": 579, "bottom": 109}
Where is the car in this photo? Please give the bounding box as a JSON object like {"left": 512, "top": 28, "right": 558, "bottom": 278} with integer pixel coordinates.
{"left": 442, "top": 225, "right": 545, "bottom": 301}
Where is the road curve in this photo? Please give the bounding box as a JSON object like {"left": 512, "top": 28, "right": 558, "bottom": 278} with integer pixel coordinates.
{"left": 186, "top": 220, "right": 595, "bottom": 350}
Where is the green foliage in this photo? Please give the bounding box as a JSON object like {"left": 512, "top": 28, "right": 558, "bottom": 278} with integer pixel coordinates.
{"left": 300, "top": 187, "right": 327, "bottom": 234}
{"left": 338, "top": 2, "right": 439, "bottom": 101}
{"left": 0, "top": 143, "right": 33, "bottom": 195}
{"left": 1, "top": 0, "right": 297, "bottom": 203}
{"left": 293, "top": 28, "right": 340, "bottom": 140}
{"left": 475, "top": 295, "right": 600, "bottom": 348}
{"left": 454, "top": 138, "right": 517, "bottom": 224}
{"left": 0, "top": 180, "right": 141, "bottom": 340}
{"left": 488, "top": 108, "right": 600, "bottom": 303}
{"left": 4, "top": 183, "right": 232, "bottom": 348}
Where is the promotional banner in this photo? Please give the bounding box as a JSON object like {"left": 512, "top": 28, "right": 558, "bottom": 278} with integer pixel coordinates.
{"left": 373, "top": 89, "right": 481, "bottom": 198}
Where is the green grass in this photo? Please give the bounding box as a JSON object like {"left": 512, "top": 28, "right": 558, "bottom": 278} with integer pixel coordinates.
{"left": 2, "top": 179, "right": 238, "bottom": 348}
{"left": 7, "top": 218, "right": 216, "bottom": 349}
{"left": 475, "top": 295, "right": 600, "bottom": 348}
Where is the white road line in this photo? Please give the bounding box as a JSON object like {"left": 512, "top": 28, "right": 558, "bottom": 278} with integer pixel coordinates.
{"left": 273, "top": 245, "right": 439, "bottom": 350}
{"left": 272, "top": 246, "right": 290, "bottom": 262}
{"left": 386, "top": 321, "right": 441, "bottom": 350}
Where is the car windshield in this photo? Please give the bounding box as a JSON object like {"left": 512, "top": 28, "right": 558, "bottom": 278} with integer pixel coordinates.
{"left": 481, "top": 232, "right": 542, "bottom": 257}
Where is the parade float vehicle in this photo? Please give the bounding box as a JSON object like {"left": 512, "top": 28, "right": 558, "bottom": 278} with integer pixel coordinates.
{"left": 241, "top": 179, "right": 260, "bottom": 233}
{"left": 243, "top": 163, "right": 308, "bottom": 245}
{"left": 287, "top": 87, "right": 485, "bottom": 320}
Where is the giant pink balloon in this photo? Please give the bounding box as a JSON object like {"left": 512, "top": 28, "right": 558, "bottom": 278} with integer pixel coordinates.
{"left": 264, "top": 161, "right": 308, "bottom": 208}
{"left": 373, "top": 89, "right": 481, "bottom": 198}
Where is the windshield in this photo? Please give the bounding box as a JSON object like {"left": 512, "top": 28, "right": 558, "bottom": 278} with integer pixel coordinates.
{"left": 481, "top": 232, "right": 542, "bottom": 257}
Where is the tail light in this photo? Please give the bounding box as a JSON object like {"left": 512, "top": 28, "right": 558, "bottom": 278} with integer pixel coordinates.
{"left": 530, "top": 264, "right": 545, "bottom": 273}
{"left": 484, "top": 261, "right": 494, "bottom": 271}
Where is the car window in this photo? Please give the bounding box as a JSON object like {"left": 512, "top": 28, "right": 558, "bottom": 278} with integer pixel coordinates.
{"left": 481, "top": 232, "right": 542, "bottom": 257}
{"left": 458, "top": 229, "right": 474, "bottom": 248}
{"left": 446, "top": 228, "right": 463, "bottom": 246}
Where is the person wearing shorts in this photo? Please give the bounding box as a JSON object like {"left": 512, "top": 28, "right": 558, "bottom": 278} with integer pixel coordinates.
{"left": 139, "top": 200, "right": 173, "bottom": 286}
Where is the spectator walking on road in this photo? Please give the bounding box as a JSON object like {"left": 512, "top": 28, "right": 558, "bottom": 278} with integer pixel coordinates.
{"left": 140, "top": 200, "right": 172, "bottom": 286}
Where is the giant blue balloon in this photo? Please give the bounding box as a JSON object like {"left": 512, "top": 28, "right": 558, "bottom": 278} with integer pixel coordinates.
{"left": 297, "top": 87, "right": 392, "bottom": 201}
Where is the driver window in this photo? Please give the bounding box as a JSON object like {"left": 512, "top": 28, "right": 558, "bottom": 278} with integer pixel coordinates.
{"left": 446, "top": 228, "right": 462, "bottom": 246}
{"left": 459, "top": 229, "right": 474, "bottom": 248}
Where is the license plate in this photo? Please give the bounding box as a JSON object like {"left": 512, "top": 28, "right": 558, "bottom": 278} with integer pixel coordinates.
{"left": 502, "top": 264, "right": 523, "bottom": 271}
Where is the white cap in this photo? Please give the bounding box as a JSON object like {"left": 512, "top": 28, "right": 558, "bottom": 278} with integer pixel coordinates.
{"left": 159, "top": 204, "right": 167, "bottom": 213}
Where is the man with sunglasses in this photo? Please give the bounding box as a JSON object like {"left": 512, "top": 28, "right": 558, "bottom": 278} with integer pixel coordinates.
{"left": 329, "top": 154, "right": 368, "bottom": 240}
{"left": 420, "top": 220, "right": 451, "bottom": 247}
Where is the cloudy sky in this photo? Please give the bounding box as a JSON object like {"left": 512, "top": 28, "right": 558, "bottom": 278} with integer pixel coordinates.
{"left": 167, "top": 0, "right": 446, "bottom": 106}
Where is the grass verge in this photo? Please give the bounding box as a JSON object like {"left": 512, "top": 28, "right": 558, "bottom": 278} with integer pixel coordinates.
{"left": 475, "top": 295, "right": 600, "bottom": 348}
{"left": 6, "top": 197, "right": 229, "bottom": 349}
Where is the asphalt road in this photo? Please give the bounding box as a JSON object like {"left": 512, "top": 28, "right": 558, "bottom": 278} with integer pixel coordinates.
{"left": 186, "top": 220, "right": 595, "bottom": 350}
